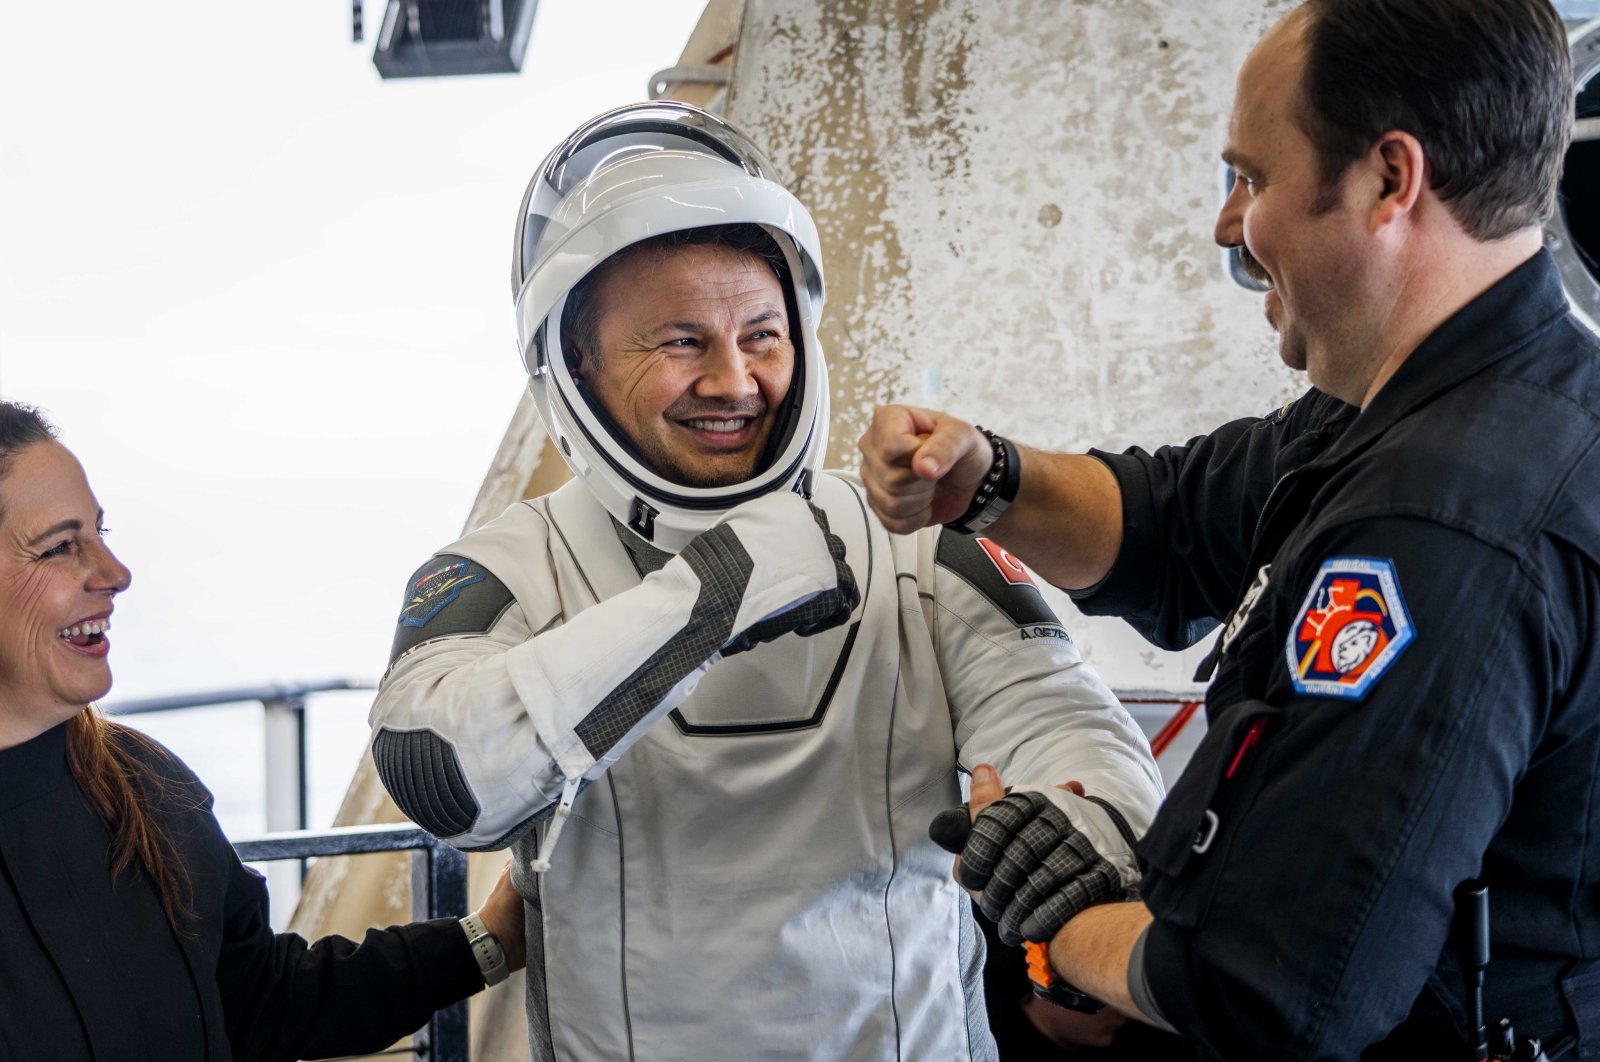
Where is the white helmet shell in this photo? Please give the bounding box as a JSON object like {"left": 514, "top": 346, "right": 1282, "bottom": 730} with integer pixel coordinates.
{"left": 510, "top": 102, "right": 829, "bottom": 552}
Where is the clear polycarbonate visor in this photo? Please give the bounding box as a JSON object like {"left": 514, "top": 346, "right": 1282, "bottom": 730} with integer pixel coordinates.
{"left": 511, "top": 103, "right": 783, "bottom": 298}
{"left": 512, "top": 149, "right": 825, "bottom": 377}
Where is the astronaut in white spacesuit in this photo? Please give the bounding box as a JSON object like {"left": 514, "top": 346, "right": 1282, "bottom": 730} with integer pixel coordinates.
{"left": 369, "top": 102, "right": 1163, "bottom": 1062}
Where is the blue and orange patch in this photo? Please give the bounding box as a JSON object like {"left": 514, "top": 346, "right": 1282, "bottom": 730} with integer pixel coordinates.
{"left": 1285, "top": 557, "right": 1414, "bottom": 701}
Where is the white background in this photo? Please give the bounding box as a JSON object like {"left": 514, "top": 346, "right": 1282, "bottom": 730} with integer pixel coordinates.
{"left": 0, "top": 0, "right": 707, "bottom": 836}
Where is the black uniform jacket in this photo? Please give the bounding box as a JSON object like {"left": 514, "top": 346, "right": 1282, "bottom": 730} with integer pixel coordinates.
{"left": 0, "top": 721, "right": 482, "bottom": 1061}
{"left": 1074, "top": 250, "right": 1600, "bottom": 1060}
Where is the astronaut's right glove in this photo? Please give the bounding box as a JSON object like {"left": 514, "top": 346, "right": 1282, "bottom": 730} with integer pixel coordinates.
{"left": 685, "top": 492, "right": 859, "bottom": 658}
{"left": 931, "top": 787, "right": 1139, "bottom": 947}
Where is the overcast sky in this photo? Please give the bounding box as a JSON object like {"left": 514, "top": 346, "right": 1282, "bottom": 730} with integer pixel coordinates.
{"left": 0, "top": 0, "right": 707, "bottom": 832}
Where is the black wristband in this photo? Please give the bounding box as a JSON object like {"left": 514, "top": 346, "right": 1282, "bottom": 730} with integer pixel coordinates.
{"left": 1025, "top": 941, "right": 1105, "bottom": 1013}
{"left": 944, "top": 427, "right": 1021, "bottom": 535}
{"left": 1033, "top": 977, "right": 1107, "bottom": 1013}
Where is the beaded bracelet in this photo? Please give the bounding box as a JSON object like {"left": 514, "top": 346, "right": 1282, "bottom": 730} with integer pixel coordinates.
{"left": 944, "top": 427, "right": 1021, "bottom": 535}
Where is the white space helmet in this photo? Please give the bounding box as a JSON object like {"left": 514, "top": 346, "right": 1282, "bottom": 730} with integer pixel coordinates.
{"left": 510, "top": 102, "right": 829, "bottom": 552}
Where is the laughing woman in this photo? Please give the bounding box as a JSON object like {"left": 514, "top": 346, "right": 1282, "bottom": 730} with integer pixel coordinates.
{"left": 0, "top": 402, "right": 524, "bottom": 1061}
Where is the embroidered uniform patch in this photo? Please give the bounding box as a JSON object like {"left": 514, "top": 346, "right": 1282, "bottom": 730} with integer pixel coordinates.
{"left": 936, "top": 531, "right": 1058, "bottom": 628}
{"left": 400, "top": 558, "right": 488, "bottom": 628}
{"left": 977, "top": 537, "right": 1034, "bottom": 586}
{"left": 1286, "top": 557, "right": 1414, "bottom": 701}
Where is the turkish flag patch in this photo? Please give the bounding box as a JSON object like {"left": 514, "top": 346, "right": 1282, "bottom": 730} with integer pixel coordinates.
{"left": 977, "top": 538, "right": 1034, "bottom": 586}
{"left": 1285, "top": 557, "right": 1415, "bottom": 701}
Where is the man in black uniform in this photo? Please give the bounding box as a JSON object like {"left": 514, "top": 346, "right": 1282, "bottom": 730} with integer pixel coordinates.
{"left": 859, "top": 0, "right": 1597, "bottom": 1058}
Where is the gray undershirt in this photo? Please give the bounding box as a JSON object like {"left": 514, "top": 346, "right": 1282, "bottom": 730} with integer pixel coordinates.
{"left": 1127, "top": 923, "right": 1178, "bottom": 1033}
{"left": 612, "top": 518, "right": 673, "bottom": 576}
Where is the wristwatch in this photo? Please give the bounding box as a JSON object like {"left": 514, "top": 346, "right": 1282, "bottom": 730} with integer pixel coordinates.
{"left": 460, "top": 912, "right": 510, "bottom": 986}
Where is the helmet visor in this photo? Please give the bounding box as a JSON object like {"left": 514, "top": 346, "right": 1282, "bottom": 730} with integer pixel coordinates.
{"left": 514, "top": 105, "right": 777, "bottom": 292}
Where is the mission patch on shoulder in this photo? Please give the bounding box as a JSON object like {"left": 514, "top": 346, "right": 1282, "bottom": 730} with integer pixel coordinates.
{"left": 390, "top": 554, "right": 514, "bottom": 662}
{"left": 936, "top": 531, "right": 1062, "bottom": 631}
{"left": 1286, "top": 556, "right": 1414, "bottom": 701}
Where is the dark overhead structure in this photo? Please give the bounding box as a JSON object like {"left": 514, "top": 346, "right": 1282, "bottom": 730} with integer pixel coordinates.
{"left": 372, "top": 0, "right": 538, "bottom": 79}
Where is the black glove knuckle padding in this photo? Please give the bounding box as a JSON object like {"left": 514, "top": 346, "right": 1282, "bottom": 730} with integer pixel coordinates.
{"left": 980, "top": 799, "right": 1075, "bottom": 927}
{"left": 1017, "top": 862, "right": 1121, "bottom": 944}
{"left": 1002, "top": 861, "right": 1065, "bottom": 943}
{"left": 928, "top": 808, "right": 972, "bottom": 854}
{"left": 957, "top": 791, "right": 1049, "bottom": 889}
{"left": 960, "top": 791, "right": 1120, "bottom": 947}
{"left": 1010, "top": 856, "right": 1066, "bottom": 919}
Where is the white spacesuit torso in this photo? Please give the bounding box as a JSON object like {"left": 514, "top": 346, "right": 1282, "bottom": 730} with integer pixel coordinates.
{"left": 372, "top": 472, "right": 1161, "bottom": 1062}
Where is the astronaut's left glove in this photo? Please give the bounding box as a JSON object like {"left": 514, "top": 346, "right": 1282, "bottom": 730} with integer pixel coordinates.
{"left": 931, "top": 787, "right": 1140, "bottom": 947}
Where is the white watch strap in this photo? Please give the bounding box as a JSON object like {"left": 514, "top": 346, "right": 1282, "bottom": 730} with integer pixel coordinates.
{"left": 460, "top": 912, "right": 510, "bottom": 987}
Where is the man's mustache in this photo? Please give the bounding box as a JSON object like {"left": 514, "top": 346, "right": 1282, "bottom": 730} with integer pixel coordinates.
{"left": 1237, "top": 246, "right": 1273, "bottom": 287}
{"left": 665, "top": 397, "right": 768, "bottom": 421}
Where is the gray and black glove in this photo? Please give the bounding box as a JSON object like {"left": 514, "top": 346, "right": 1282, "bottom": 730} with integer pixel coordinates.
{"left": 931, "top": 787, "right": 1139, "bottom": 947}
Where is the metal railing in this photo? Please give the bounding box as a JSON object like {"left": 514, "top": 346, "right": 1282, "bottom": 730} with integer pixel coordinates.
{"left": 107, "top": 679, "right": 376, "bottom": 898}
{"left": 1115, "top": 687, "right": 1207, "bottom": 761}
{"left": 232, "top": 823, "right": 470, "bottom": 1062}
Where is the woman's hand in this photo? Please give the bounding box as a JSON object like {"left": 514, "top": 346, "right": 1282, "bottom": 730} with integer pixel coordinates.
{"left": 474, "top": 862, "right": 527, "bottom": 973}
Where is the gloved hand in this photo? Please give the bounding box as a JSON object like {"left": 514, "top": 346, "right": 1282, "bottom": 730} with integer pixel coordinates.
{"left": 676, "top": 491, "right": 858, "bottom": 658}
{"left": 931, "top": 777, "right": 1140, "bottom": 947}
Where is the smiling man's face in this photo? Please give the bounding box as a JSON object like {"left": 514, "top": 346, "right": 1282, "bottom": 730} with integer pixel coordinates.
{"left": 575, "top": 241, "right": 794, "bottom": 488}
{"left": 1213, "top": 7, "right": 1378, "bottom": 404}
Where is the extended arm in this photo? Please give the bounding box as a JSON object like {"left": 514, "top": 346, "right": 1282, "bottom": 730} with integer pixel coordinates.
{"left": 185, "top": 790, "right": 497, "bottom": 1061}
{"left": 860, "top": 394, "right": 1353, "bottom": 650}
{"left": 1046, "top": 901, "right": 1153, "bottom": 1019}
{"left": 858, "top": 404, "right": 1123, "bottom": 591}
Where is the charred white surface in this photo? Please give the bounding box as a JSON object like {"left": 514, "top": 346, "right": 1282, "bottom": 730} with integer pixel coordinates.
{"left": 726, "top": 0, "right": 1296, "bottom": 689}
{"left": 729, "top": 0, "right": 1299, "bottom": 459}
